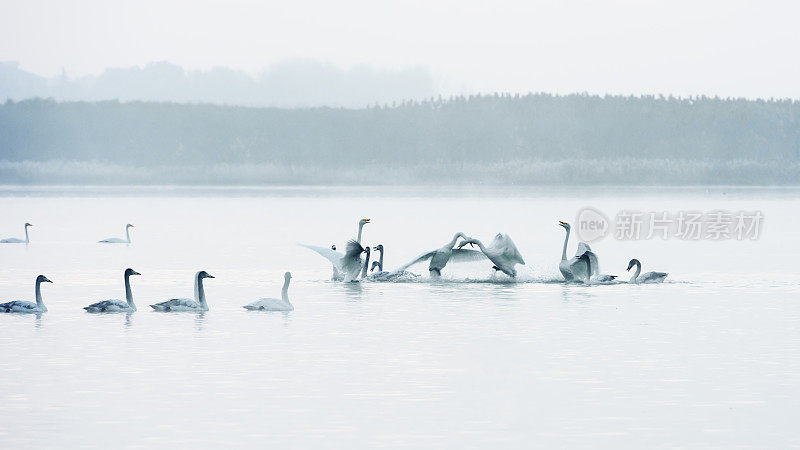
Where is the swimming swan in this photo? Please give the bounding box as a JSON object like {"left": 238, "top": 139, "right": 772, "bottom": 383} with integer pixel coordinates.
{"left": 558, "top": 221, "right": 598, "bottom": 281}
{"left": 244, "top": 272, "right": 293, "bottom": 311}
{"left": 1, "top": 222, "right": 32, "bottom": 244}
{"left": 99, "top": 224, "right": 134, "bottom": 243}
{"left": 458, "top": 233, "right": 525, "bottom": 278}
{"left": 627, "top": 259, "right": 668, "bottom": 284}
{"left": 150, "top": 271, "right": 214, "bottom": 312}
{"left": 576, "top": 252, "right": 617, "bottom": 284}
{"left": 395, "top": 232, "right": 486, "bottom": 277}
{"left": 300, "top": 218, "right": 370, "bottom": 280}
{"left": 342, "top": 240, "right": 367, "bottom": 282}
{"left": 84, "top": 268, "right": 141, "bottom": 313}
{"left": 1, "top": 275, "right": 52, "bottom": 313}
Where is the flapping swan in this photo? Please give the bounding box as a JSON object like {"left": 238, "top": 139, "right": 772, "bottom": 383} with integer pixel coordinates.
{"left": 84, "top": 268, "right": 141, "bottom": 313}
{"left": 1, "top": 275, "right": 52, "bottom": 313}
{"left": 627, "top": 259, "right": 668, "bottom": 284}
{"left": 558, "top": 221, "right": 598, "bottom": 281}
{"left": 576, "top": 252, "right": 617, "bottom": 284}
{"left": 244, "top": 272, "right": 293, "bottom": 311}
{"left": 300, "top": 218, "right": 370, "bottom": 280}
{"left": 150, "top": 271, "right": 214, "bottom": 312}
{"left": 1, "top": 222, "right": 32, "bottom": 244}
{"left": 458, "top": 233, "right": 525, "bottom": 278}
{"left": 395, "top": 232, "right": 486, "bottom": 277}
{"left": 99, "top": 224, "right": 134, "bottom": 243}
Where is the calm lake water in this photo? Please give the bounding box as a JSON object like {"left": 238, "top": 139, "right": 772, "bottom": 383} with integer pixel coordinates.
{"left": 1, "top": 186, "right": 798, "bottom": 448}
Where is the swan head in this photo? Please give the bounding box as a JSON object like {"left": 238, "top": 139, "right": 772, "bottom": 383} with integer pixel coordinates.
{"left": 373, "top": 244, "right": 383, "bottom": 252}
{"left": 36, "top": 275, "right": 52, "bottom": 284}
{"left": 198, "top": 270, "right": 214, "bottom": 279}
{"left": 558, "top": 221, "right": 570, "bottom": 231}
{"left": 359, "top": 218, "right": 371, "bottom": 226}
{"left": 126, "top": 224, "right": 134, "bottom": 228}
{"left": 457, "top": 238, "right": 476, "bottom": 249}
{"left": 125, "top": 268, "right": 141, "bottom": 277}
{"left": 284, "top": 271, "right": 292, "bottom": 280}
{"left": 626, "top": 259, "right": 640, "bottom": 271}
{"left": 331, "top": 244, "right": 336, "bottom": 251}
{"left": 25, "top": 222, "right": 33, "bottom": 227}
{"left": 364, "top": 246, "right": 371, "bottom": 256}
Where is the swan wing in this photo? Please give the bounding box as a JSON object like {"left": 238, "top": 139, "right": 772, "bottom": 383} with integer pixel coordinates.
{"left": 244, "top": 298, "right": 293, "bottom": 311}
{"left": 449, "top": 249, "right": 489, "bottom": 263}
{"left": 84, "top": 299, "right": 128, "bottom": 311}
{"left": 575, "top": 242, "right": 592, "bottom": 257}
{"left": 299, "top": 244, "right": 345, "bottom": 270}
{"left": 641, "top": 272, "right": 668, "bottom": 283}
{"left": 1, "top": 301, "right": 37, "bottom": 312}
{"left": 0, "top": 238, "right": 24, "bottom": 243}
{"left": 342, "top": 240, "right": 365, "bottom": 280}
{"left": 150, "top": 298, "right": 198, "bottom": 310}
{"left": 490, "top": 234, "right": 525, "bottom": 265}
{"left": 394, "top": 250, "right": 436, "bottom": 272}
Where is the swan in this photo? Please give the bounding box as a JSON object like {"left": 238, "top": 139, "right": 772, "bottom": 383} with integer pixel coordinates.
{"left": 395, "top": 232, "right": 486, "bottom": 277}
{"left": 370, "top": 244, "right": 385, "bottom": 272}
{"left": 300, "top": 218, "right": 370, "bottom": 280}
{"left": 558, "top": 221, "right": 598, "bottom": 281}
{"left": 84, "top": 268, "right": 141, "bottom": 313}
{"left": 1, "top": 222, "right": 32, "bottom": 244}
{"left": 576, "top": 252, "right": 617, "bottom": 284}
{"left": 244, "top": 272, "right": 293, "bottom": 311}
{"left": 99, "top": 224, "right": 134, "bottom": 243}
{"left": 150, "top": 271, "right": 214, "bottom": 312}
{"left": 1, "top": 275, "right": 52, "bottom": 313}
{"left": 458, "top": 233, "right": 525, "bottom": 278}
{"left": 627, "top": 259, "right": 668, "bottom": 284}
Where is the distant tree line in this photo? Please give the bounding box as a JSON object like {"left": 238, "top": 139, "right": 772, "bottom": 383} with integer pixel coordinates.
{"left": 0, "top": 94, "right": 798, "bottom": 185}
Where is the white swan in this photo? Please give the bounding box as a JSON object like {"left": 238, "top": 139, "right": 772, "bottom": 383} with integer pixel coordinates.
{"left": 244, "top": 272, "right": 293, "bottom": 311}
{"left": 150, "top": 271, "right": 214, "bottom": 312}
{"left": 370, "top": 244, "right": 385, "bottom": 273}
{"left": 395, "top": 232, "right": 486, "bottom": 277}
{"left": 99, "top": 223, "right": 133, "bottom": 243}
{"left": 365, "top": 245, "right": 419, "bottom": 281}
{"left": 627, "top": 259, "right": 668, "bottom": 284}
{"left": 558, "top": 221, "right": 598, "bottom": 281}
{"left": 1, "top": 275, "right": 52, "bottom": 313}
{"left": 1, "top": 222, "right": 32, "bottom": 244}
{"left": 84, "top": 268, "right": 141, "bottom": 313}
{"left": 300, "top": 218, "right": 370, "bottom": 280}
{"left": 458, "top": 233, "right": 525, "bottom": 278}
{"left": 576, "top": 252, "right": 617, "bottom": 284}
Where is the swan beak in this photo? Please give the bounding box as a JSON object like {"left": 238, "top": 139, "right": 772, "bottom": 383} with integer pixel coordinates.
{"left": 558, "top": 221, "right": 566, "bottom": 226}
{"left": 364, "top": 218, "right": 371, "bottom": 223}
{"left": 207, "top": 274, "right": 215, "bottom": 278}
{"left": 43, "top": 277, "right": 52, "bottom": 283}
{"left": 132, "top": 270, "right": 141, "bottom": 276}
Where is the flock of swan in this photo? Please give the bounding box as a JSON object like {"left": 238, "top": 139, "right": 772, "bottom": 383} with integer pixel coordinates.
{"left": 0, "top": 218, "right": 667, "bottom": 315}
{"left": 299, "top": 218, "right": 667, "bottom": 285}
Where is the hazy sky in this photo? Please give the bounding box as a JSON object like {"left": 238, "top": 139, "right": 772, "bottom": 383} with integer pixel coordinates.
{"left": 1, "top": 0, "right": 798, "bottom": 98}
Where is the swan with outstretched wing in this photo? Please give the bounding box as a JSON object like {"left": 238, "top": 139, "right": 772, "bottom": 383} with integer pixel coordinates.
{"left": 300, "top": 218, "right": 370, "bottom": 280}
{"left": 458, "top": 233, "right": 525, "bottom": 278}
{"left": 558, "top": 221, "right": 599, "bottom": 281}
{"left": 394, "top": 232, "right": 486, "bottom": 277}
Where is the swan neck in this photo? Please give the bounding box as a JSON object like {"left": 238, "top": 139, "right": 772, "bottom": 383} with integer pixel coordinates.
{"left": 25, "top": 225, "right": 30, "bottom": 243}
{"left": 125, "top": 226, "right": 131, "bottom": 243}
{"left": 469, "top": 238, "right": 486, "bottom": 252}
{"left": 583, "top": 257, "right": 592, "bottom": 282}
{"left": 194, "top": 274, "right": 207, "bottom": 308}
{"left": 630, "top": 261, "right": 642, "bottom": 283}
{"left": 361, "top": 249, "right": 370, "bottom": 278}
{"left": 35, "top": 279, "right": 44, "bottom": 308}
{"left": 357, "top": 222, "right": 365, "bottom": 244}
{"left": 281, "top": 278, "right": 290, "bottom": 302}
{"left": 561, "top": 228, "right": 569, "bottom": 261}
{"left": 124, "top": 273, "right": 134, "bottom": 307}
{"left": 378, "top": 247, "right": 384, "bottom": 271}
